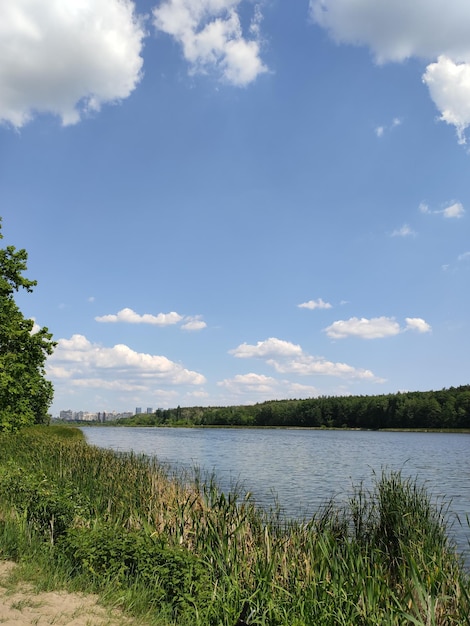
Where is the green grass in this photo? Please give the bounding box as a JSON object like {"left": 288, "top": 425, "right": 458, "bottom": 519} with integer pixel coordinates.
{"left": 0, "top": 425, "right": 469, "bottom": 625}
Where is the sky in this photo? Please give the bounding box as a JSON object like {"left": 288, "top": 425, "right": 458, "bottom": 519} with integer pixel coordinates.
{"left": 1, "top": 0, "right": 470, "bottom": 417}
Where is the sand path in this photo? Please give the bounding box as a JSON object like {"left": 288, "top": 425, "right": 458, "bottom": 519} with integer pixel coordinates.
{"left": 0, "top": 561, "right": 135, "bottom": 626}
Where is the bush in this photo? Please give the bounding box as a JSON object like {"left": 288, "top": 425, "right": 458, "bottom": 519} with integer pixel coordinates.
{"left": 59, "top": 525, "right": 212, "bottom": 615}
{"left": 0, "top": 463, "right": 89, "bottom": 542}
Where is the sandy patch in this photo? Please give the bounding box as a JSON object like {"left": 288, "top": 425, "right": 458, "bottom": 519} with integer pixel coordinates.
{"left": 0, "top": 561, "right": 134, "bottom": 625}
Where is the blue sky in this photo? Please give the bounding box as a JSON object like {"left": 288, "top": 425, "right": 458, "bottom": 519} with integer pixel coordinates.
{"left": 1, "top": 0, "right": 470, "bottom": 416}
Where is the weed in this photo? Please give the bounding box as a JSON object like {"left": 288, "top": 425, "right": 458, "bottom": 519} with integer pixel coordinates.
{"left": 0, "top": 426, "right": 468, "bottom": 625}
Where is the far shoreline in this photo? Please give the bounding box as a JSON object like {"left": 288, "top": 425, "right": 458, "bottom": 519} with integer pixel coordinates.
{"left": 58, "top": 420, "right": 470, "bottom": 434}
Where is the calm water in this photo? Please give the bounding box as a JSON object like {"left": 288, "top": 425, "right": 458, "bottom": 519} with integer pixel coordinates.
{"left": 82, "top": 427, "right": 470, "bottom": 562}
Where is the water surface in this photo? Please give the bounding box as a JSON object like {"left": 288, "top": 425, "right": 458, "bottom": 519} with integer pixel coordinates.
{"left": 82, "top": 427, "right": 470, "bottom": 561}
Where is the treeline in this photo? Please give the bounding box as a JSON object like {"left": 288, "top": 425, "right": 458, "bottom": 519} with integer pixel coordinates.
{"left": 116, "top": 385, "right": 470, "bottom": 430}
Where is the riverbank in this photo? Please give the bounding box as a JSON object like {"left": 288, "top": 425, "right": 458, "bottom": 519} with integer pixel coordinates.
{"left": 1, "top": 425, "right": 469, "bottom": 625}
{"left": 74, "top": 420, "right": 470, "bottom": 434}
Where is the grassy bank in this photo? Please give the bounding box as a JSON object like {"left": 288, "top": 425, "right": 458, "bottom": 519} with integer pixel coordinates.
{"left": 0, "top": 426, "right": 469, "bottom": 625}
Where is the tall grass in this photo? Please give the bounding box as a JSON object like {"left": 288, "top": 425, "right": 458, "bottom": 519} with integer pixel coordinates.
{"left": 0, "top": 426, "right": 469, "bottom": 625}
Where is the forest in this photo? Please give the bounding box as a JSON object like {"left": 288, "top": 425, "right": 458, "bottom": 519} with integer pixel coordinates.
{"left": 113, "top": 385, "right": 470, "bottom": 430}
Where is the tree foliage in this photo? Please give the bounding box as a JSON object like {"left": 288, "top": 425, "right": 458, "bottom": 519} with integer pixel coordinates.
{"left": 0, "top": 219, "right": 56, "bottom": 431}
{"left": 109, "top": 386, "right": 470, "bottom": 430}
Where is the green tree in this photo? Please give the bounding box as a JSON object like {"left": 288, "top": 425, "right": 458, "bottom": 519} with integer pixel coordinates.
{"left": 0, "top": 220, "right": 56, "bottom": 431}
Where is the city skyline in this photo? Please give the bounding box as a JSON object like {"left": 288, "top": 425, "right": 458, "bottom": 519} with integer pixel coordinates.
{"left": 57, "top": 407, "right": 154, "bottom": 420}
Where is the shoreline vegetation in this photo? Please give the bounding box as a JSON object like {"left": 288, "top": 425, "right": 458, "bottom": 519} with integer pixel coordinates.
{"left": 1, "top": 426, "right": 469, "bottom": 625}
{"left": 68, "top": 385, "right": 470, "bottom": 431}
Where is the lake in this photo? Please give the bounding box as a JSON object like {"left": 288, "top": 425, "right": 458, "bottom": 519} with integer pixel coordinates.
{"left": 82, "top": 427, "right": 470, "bottom": 564}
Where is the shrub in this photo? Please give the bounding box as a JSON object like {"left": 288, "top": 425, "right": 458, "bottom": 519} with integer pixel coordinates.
{"left": 0, "top": 463, "right": 89, "bottom": 542}
{"left": 59, "top": 525, "right": 212, "bottom": 615}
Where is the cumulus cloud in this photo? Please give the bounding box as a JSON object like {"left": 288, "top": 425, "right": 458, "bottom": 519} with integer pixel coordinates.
{"left": 181, "top": 316, "right": 207, "bottom": 331}
{"left": 458, "top": 251, "right": 470, "bottom": 261}
{"left": 230, "top": 337, "right": 303, "bottom": 359}
{"left": 95, "top": 308, "right": 183, "bottom": 326}
{"left": 405, "top": 317, "right": 432, "bottom": 333}
{"left": 298, "top": 298, "right": 332, "bottom": 310}
{"left": 267, "top": 355, "right": 378, "bottom": 380}
{"left": 95, "top": 307, "right": 207, "bottom": 330}
{"left": 217, "top": 373, "right": 319, "bottom": 401}
{"left": 310, "top": 0, "right": 470, "bottom": 63}
{"left": 187, "top": 389, "right": 210, "bottom": 399}
{"left": 325, "top": 317, "right": 401, "bottom": 340}
{"left": 310, "top": 0, "right": 470, "bottom": 142}
{"left": 442, "top": 202, "right": 465, "bottom": 218}
{"left": 324, "top": 316, "right": 431, "bottom": 339}
{"left": 391, "top": 224, "right": 415, "bottom": 237}
{"left": 229, "top": 337, "right": 382, "bottom": 381}
{"left": 153, "top": 0, "right": 267, "bottom": 86}
{"left": 48, "top": 334, "right": 206, "bottom": 392}
{"left": 218, "top": 373, "right": 278, "bottom": 394}
{"left": 420, "top": 201, "right": 465, "bottom": 218}
{"left": 423, "top": 57, "right": 470, "bottom": 144}
{"left": 0, "top": 0, "right": 145, "bottom": 128}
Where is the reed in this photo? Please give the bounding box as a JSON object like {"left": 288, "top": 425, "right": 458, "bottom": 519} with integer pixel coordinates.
{"left": 0, "top": 426, "right": 468, "bottom": 625}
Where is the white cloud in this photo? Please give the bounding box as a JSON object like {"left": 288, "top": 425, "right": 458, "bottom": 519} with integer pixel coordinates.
{"left": 310, "top": 0, "right": 470, "bottom": 143}
{"left": 153, "top": 0, "right": 267, "bottom": 86}
{"left": 423, "top": 57, "right": 470, "bottom": 144}
{"left": 324, "top": 316, "right": 432, "bottom": 339}
{"left": 181, "top": 316, "right": 207, "bottom": 331}
{"left": 375, "top": 117, "right": 402, "bottom": 138}
{"left": 218, "top": 373, "right": 278, "bottom": 394}
{"left": 217, "top": 373, "right": 319, "bottom": 401}
{"left": 230, "top": 337, "right": 382, "bottom": 382}
{"left": 95, "top": 308, "right": 183, "bottom": 325}
{"left": 325, "top": 317, "right": 401, "bottom": 339}
{"left": 48, "top": 334, "right": 206, "bottom": 395}
{"left": 267, "top": 355, "right": 379, "bottom": 381}
{"left": 442, "top": 202, "right": 465, "bottom": 218}
{"left": 230, "top": 337, "right": 303, "bottom": 359}
{"left": 458, "top": 251, "right": 470, "bottom": 261}
{"left": 288, "top": 382, "right": 322, "bottom": 395}
{"left": 0, "top": 0, "right": 145, "bottom": 128}
{"left": 298, "top": 298, "right": 332, "bottom": 310}
{"left": 391, "top": 224, "right": 415, "bottom": 237}
{"left": 310, "top": 0, "right": 470, "bottom": 63}
{"left": 95, "top": 307, "right": 207, "bottom": 330}
{"left": 405, "top": 317, "right": 432, "bottom": 333}
{"left": 419, "top": 201, "right": 465, "bottom": 218}
{"left": 187, "top": 390, "right": 210, "bottom": 399}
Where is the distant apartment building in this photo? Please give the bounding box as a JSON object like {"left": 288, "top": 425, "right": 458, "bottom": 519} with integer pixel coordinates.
{"left": 57, "top": 410, "right": 133, "bottom": 422}
{"left": 76, "top": 411, "right": 99, "bottom": 422}
{"left": 116, "top": 412, "right": 133, "bottom": 420}
{"left": 135, "top": 407, "right": 142, "bottom": 415}
{"left": 146, "top": 407, "right": 153, "bottom": 414}
{"left": 60, "top": 410, "right": 98, "bottom": 422}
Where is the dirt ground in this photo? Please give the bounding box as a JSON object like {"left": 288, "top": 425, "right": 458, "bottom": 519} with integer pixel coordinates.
{"left": 0, "top": 561, "right": 134, "bottom": 626}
